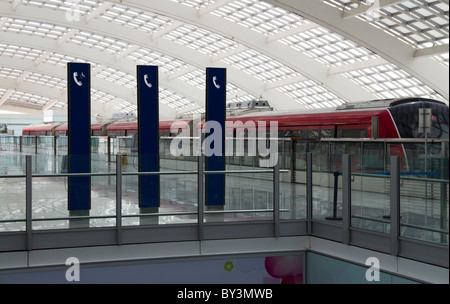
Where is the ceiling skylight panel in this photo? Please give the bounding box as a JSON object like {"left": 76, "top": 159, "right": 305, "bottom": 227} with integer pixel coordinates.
{"left": 0, "top": 44, "right": 44, "bottom": 61}
{"left": 355, "top": 0, "right": 449, "bottom": 48}
{"left": 21, "top": 0, "right": 101, "bottom": 13}
{"left": 342, "top": 63, "right": 442, "bottom": 100}
{"left": 222, "top": 49, "right": 299, "bottom": 83}
{"left": 128, "top": 48, "right": 178, "bottom": 68}
{"left": 92, "top": 89, "right": 117, "bottom": 105}
{"left": 163, "top": 24, "right": 239, "bottom": 56}
{"left": 179, "top": 69, "right": 206, "bottom": 89}
{"left": 26, "top": 73, "right": 66, "bottom": 89}
{"left": 8, "top": 90, "right": 50, "bottom": 107}
{"left": 171, "top": 0, "right": 215, "bottom": 9}
{"left": 278, "top": 80, "right": 344, "bottom": 108}
{"left": 100, "top": 4, "right": 173, "bottom": 33}
{"left": 97, "top": 68, "right": 136, "bottom": 90}
{"left": 160, "top": 89, "right": 195, "bottom": 109}
{"left": 211, "top": 0, "right": 305, "bottom": 36}
{"left": 44, "top": 52, "right": 80, "bottom": 66}
{"left": 0, "top": 67, "right": 23, "bottom": 79}
{"left": 68, "top": 31, "right": 131, "bottom": 55}
{"left": 2, "top": 18, "right": 67, "bottom": 40}
{"left": 433, "top": 53, "right": 449, "bottom": 68}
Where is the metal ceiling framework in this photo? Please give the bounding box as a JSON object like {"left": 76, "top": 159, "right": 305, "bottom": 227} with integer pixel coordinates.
{"left": 0, "top": 0, "right": 448, "bottom": 120}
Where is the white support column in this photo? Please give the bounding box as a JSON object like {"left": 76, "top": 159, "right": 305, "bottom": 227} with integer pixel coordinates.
{"left": 0, "top": 89, "right": 14, "bottom": 106}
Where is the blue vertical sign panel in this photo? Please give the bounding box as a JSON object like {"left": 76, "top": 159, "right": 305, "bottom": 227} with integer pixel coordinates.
{"left": 137, "top": 66, "right": 160, "bottom": 208}
{"left": 205, "top": 68, "right": 226, "bottom": 206}
{"left": 67, "top": 62, "right": 91, "bottom": 211}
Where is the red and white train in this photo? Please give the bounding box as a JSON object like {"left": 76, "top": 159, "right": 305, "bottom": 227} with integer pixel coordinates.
{"left": 17, "top": 97, "right": 450, "bottom": 176}
{"left": 22, "top": 97, "right": 449, "bottom": 141}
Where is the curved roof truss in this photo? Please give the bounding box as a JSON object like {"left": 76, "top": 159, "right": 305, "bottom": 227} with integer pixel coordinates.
{"left": 0, "top": 0, "right": 448, "bottom": 120}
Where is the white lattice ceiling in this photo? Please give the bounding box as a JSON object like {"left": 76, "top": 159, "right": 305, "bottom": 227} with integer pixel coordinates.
{"left": 0, "top": 0, "right": 448, "bottom": 119}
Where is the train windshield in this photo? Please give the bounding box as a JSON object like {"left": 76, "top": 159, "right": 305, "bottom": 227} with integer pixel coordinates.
{"left": 389, "top": 100, "right": 449, "bottom": 139}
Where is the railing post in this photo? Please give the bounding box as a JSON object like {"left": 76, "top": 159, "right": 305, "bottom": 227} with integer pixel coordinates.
{"left": 307, "top": 152, "right": 313, "bottom": 234}
{"left": 116, "top": 154, "right": 122, "bottom": 245}
{"left": 390, "top": 156, "right": 400, "bottom": 256}
{"left": 198, "top": 154, "right": 204, "bottom": 241}
{"left": 342, "top": 154, "right": 351, "bottom": 245}
{"left": 26, "top": 155, "right": 32, "bottom": 251}
{"left": 273, "top": 160, "right": 280, "bottom": 238}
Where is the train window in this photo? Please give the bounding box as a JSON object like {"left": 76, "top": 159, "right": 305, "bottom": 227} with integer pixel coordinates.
{"left": 279, "top": 130, "right": 294, "bottom": 138}
{"left": 309, "top": 129, "right": 320, "bottom": 140}
{"left": 320, "top": 128, "right": 334, "bottom": 138}
{"left": 337, "top": 128, "right": 368, "bottom": 138}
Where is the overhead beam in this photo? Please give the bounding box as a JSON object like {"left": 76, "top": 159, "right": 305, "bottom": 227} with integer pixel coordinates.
{"left": 199, "top": 0, "right": 235, "bottom": 16}
{"left": 86, "top": 2, "right": 114, "bottom": 23}
{"left": 265, "top": 75, "right": 307, "bottom": 90}
{"left": 16, "top": 71, "right": 31, "bottom": 86}
{"left": 12, "top": 0, "right": 22, "bottom": 11}
{"left": 151, "top": 21, "right": 183, "bottom": 41}
{"left": 266, "top": 22, "right": 318, "bottom": 42}
{"left": 42, "top": 98, "right": 59, "bottom": 112}
{"left": 328, "top": 57, "right": 388, "bottom": 75}
{"left": 211, "top": 45, "right": 247, "bottom": 63}
{"left": 0, "top": 89, "right": 15, "bottom": 106}
{"left": 58, "top": 28, "right": 80, "bottom": 46}
{"left": 167, "top": 66, "right": 198, "bottom": 81}
{"left": 342, "top": 0, "right": 405, "bottom": 19}
{"left": 34, "top": 51, "right": 52, "bottom": 67}
{"left": 414, "top": 44, "right": 449, "bottom": 58}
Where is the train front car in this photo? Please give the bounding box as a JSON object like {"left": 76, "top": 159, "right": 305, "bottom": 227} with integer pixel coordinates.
{"left": 386, "top": 98, "right": 449, "bottom": 176}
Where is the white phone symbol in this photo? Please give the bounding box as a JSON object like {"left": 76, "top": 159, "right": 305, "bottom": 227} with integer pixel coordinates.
{"left": 73, "top": 72, "right": 83, "bottom": 87}
{"left": 144, "top": 74, "right": 152, "bottom": 88}
{"left": 213, "top": 76, "right": 220, "bottom": 89}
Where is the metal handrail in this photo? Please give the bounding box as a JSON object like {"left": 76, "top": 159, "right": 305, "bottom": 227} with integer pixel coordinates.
{"left": 352, "top": 172, "right": 449, "bottom": 183}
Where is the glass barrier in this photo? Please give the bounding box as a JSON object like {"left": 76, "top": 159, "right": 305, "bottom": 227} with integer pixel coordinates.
{"left": 1, "top": 135, "right": 448, "bottom": 248}
{"left": 312, "top": 154, "right": 343, "bottom": 222}
{"left": 351, "top": 155, "right": 391, "bottom": 234}
{"left": 399, "top": 155, "right": 449, "bottom": 245}
{"left": 0, "top": 154, "right": 26, "bottom": 231}
{"left": 56, "top": 136, "right": 68, "bottom": 154}
{"left": 222, "top": 170, "right": 274, "bottom": 222}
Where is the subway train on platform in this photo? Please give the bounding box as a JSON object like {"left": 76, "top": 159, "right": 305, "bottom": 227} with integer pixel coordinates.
{"left": 20, "top": 97, "right": 449, "bottom": 174}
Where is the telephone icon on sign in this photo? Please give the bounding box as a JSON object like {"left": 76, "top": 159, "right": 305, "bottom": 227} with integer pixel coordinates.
{"left": 144, "top": 74, "right": 153, "bottom": 89}
{"left": 73, "top": 72, "right": 83, "bottom": 87}
{"left": 213, "top": 76, "right": 220, "bottom": 89}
